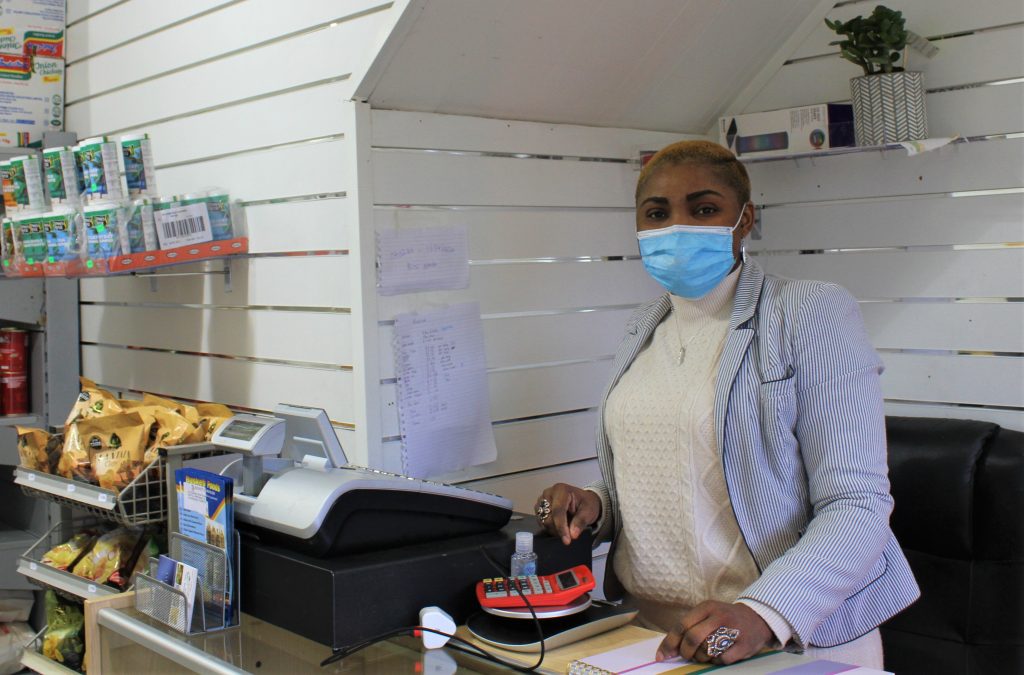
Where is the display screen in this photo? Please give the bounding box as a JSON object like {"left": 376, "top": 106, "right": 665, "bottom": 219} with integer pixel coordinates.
{"left": 219, "top": 419, "right": 265, "bottom": 442}
{"left": 556, "top": 571, "right": 578, "bottom": 590}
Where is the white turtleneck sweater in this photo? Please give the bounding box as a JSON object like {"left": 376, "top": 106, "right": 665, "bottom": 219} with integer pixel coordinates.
{"left": 605, "top": 265, "right": 759, "bottom": 630}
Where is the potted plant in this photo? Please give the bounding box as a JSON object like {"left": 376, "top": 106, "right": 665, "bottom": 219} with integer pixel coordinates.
{"left": 826, "top": 5, "right": 928, "bottom": 145}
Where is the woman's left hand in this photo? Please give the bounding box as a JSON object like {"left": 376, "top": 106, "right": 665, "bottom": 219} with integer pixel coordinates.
{"left": 656, "top": 601, "right": 773, "bottom": 666}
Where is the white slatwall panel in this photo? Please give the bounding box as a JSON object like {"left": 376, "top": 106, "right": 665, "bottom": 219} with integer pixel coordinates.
{"left": 82, "top": 346, "right": 353, "bottom": 422}
{"left": 79, "top": 256, "right": 352, "bottom": 307}
{"left": 67, "top": 1, "right": 391, "bottom": 97}
{"left": 67, "top": 0, "right": 123, "bottom": 25}
{"left": 369, "top": 111, "right": 683, "bottom": 492}
{"left": 861, "top": 302, "right": 1024, "bottom": 353}
{"left": 749, "top": 125, "right": 1022, "bottom": 428}
{"left": 751, "top": 193, "right": 1024, "bottom": 251}
{"left": 464, "top": 460, "right": 603, "bottom": 516}
{"left": 80, "top": 306, "right": 352, "bottom": 365}
{"left": 69, "top": 1, "right": 405, "bottom": 458}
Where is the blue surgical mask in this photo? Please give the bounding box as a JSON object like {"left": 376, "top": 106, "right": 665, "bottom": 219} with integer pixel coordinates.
{"left": 637, "top": 207, "right": 745, "bottom": 299}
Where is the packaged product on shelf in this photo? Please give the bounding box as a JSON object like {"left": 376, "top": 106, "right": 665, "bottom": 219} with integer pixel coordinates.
{"left": 0, "top": 327, "right": 29, "bottom": 415}
{"left": 78, "top": 411, "right": 149, "bottom": 491}
{"left": 118, "top": 198, "right": 158, "bottom": 253}
{"left": 41, "top": 591, "right": 84, "bottom": 671}
{"left": 0, "top": 1, "right": 65, "bottom": 58}
{"left": 1, "top": 218, "right": 14, "bottom": 269}
{"left": 142, "top": 392, "right": 201, "bottom": 429}
{"left": 74, "top": 137, "right": 124, "bottom": 203}
{"left": 152, "top": 191, "right": 239, "bottom": 249}
{"left": 40, "top": 532, "right": 97, "bottom": 571}
{"left": 82, "top": 202, "right": 122, "bottom": 261}
{"left": 10, "top": 212, "right": 46, "bottom": 264}
{"left": 71, "top": 526, "right": 145, "bottom": 588}
{"left": 120, "top": 133, "right": 157, "bottom": 197}
{"left": 144, "top": 406, "right": 195, "bottom": 463}
{"left": 152, "top": 194, "right": 209, "bottom": 249}
{"left": 197, "top": 402, "right": 233, "bottom": 440}
{"left": 0, "top": 162, "right": 16, "bottom": 211}
{"left": 56, "top": 423, "right": 91, "bottom": 482}
{"left": 14, "top": 425, "right": 50, "bottom": 472}
{"left": 65, "top": 377, "right": 123, "bottom": 428}
{"left": 8, "top": 155, "right": 48, "bottom": 212}
{"left": 0, "top": 55, "right": 64, "bottom": 148}
{"left": 129, "top": 535, "right": 161, "bottom": 587}
{"left": 42, "top": 146, "right": 84, "bottom": 204}
{"left": 42, "top": 209, "right": 83, "bottom": 264}
{"left": 202, "top": 192, "right": 234, "bottom": 241}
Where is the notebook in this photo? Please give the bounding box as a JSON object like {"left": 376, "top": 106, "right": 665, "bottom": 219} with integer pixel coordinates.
{"left": 567, "top": 636, "right": 704, "bottom": 674}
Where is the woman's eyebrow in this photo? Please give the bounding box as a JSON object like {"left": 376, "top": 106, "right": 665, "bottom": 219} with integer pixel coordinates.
{"left": 638, "top": 196, "right": 669, "bottom": 206}
{"left": 686, "top": 189, "right": 724, "bottom": 201}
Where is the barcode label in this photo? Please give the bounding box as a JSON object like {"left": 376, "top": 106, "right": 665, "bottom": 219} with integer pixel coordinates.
{"left": 154, "top": 203, "right": 213, "bottom": 249}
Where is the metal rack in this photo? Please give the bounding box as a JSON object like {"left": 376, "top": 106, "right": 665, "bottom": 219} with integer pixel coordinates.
{"left": 18, "top": 521, "right": 123, "bottom": 602}
{"left": 13, "top": 443, "right": 225, "bottom": 527}
{"left": 135, "top": 532, "right": 239, "bottom": 636}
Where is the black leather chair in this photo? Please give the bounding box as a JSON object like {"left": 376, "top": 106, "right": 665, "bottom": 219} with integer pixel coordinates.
{"left": 882, "top": 417, "right": 1024, "bottom": 674}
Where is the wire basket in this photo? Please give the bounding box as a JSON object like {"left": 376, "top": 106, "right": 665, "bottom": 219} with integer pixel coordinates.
{"left": 17, "top": 519, "right": 126, "bottom": 602}
{"left": 134, "top": 532, "right": 238, "bottom": 636}
{"left": 14, "top": 443, "right": 226, "bottom": 526}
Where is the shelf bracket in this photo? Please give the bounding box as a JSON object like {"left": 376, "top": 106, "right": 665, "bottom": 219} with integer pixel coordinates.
{"left": 149, "top": 275, "right": 158, "bottom": 293}
{"left": 223, "top": 259, "right": 233, "bottom": 294}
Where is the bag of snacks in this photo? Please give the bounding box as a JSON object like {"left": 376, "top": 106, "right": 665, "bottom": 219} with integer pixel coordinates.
{"left": 65, "top": 377, "right": 123, "bottom": 429}
{"left": 143, "top": 393, "right": 205, "bottom": 443}
{"left": 144, "top": 407, "right": 194, "bottom": 463}
{"left": 15, "top": 426, "right": 51, "bottom": 473}
{"left": 79, "top": 412, "right": 150, "bottom": 490}
{"left": 41, "top": 532, "right": 97, "bottom": 571}
{"left": 71, "top": 527, "right": 144, "bottom": 589}
{"left": 197, "top": 403, "right": 233, "bottom": 440}
{"left": 56, "top": 423, "right": 91, "bottom": 482}
{"left": 128, "top": 535, "right": 161, "bottom": 587}
{"left": 41, "top": 591, "right": 84, "bottom": 670}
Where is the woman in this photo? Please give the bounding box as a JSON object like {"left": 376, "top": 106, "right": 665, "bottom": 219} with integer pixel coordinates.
{"left": 535, "top": 140, "right": 918, "bottom": 668}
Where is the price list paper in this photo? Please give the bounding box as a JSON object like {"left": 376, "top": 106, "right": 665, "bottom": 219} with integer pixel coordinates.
{"left": 393, "top": 302, "right": 497, "bottom": 478}
{"left": 376, "top": 226, "right": 470, "bottom": 295}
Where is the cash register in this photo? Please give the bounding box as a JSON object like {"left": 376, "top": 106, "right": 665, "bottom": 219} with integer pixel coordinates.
{"left": 210, "top": 404, "right": 592, "bottom": 650}
{"left": 212, "top": 403, "right": 514, "bottom": 555}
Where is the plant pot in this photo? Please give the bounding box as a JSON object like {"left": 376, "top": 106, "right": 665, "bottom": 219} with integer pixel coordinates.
{"left": 849, "top": 71, "right": 928, "bottom": 146}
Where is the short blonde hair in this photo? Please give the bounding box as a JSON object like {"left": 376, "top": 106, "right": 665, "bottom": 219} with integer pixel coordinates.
{"left": 636, "top": 140, "right": 750, "bottom": 205}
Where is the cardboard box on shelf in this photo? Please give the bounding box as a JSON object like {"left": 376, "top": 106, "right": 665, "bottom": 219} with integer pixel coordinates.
{"left": 0, "top": 0, "right": 65, "bottom": 57}
{"left": 0, "top": 54, "right": 63, "bottom": 146}
{"left": 719, "top": 103, "right": 855, "bottom": 159}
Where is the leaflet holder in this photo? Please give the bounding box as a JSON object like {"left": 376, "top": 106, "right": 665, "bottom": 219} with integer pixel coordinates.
{"left": 134, "top": 532, "right": 240, "bottom": 636}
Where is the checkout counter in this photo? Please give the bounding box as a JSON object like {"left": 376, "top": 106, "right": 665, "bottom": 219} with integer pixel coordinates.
{"left": 90, "top": 405, "right": 887, "bottom": 674}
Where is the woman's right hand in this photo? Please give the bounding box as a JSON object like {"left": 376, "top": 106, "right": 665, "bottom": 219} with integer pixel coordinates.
{"left": 535, "top": 483, "right": 602, "bottom": 546}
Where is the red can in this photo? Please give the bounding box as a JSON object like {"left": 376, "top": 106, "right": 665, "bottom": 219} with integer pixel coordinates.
{"left": 0, "top": 327, "right": 29, "bottom": 415}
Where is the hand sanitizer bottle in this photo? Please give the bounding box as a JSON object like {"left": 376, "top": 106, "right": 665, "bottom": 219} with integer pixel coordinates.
{"left": 510, "top": 531, "right": 538, "bottom": 577}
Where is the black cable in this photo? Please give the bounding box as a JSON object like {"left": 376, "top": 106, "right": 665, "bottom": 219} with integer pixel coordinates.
{"left": 478, "top": 545, "right": 546, "bottom": 671}
{"left": 321, "top": 625, "right": 541, "bottom": 672}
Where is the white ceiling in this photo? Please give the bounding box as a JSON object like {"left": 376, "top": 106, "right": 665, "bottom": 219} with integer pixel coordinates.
{"left": 358, "top": 0, "right": 833, "bottom": 134}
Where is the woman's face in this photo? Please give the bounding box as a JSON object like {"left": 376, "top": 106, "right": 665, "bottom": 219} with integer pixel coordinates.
{"left": 635, "top": 162, "right": 754, "bottom": 260}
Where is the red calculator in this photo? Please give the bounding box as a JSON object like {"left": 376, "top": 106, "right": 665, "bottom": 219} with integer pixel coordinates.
{"left": 476, "top": 565, "right": 595, "bottom": 609}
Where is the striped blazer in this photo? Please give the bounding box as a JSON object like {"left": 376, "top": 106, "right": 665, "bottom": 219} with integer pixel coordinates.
{"left": 589, "top": 259, "right": 919, "bottom": 648}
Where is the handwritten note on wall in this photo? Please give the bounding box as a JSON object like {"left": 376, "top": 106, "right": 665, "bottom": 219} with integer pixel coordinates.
{"left": 377, "top": 226, "right": 470, "bottom": 295}
{"left": 393, "top": 303, "right": 497, "bottom": 478}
